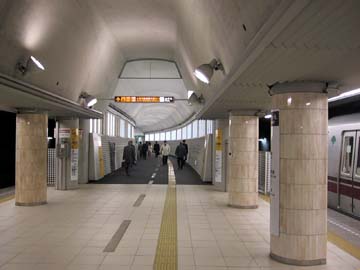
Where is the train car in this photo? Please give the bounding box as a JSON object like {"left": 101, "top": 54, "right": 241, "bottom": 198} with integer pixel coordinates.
{"left": 328, "top": 113, "right": 360, "bottom": 217}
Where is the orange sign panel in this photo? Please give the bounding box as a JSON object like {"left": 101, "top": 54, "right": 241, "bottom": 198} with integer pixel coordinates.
{"left": 114, "top": 96, "right": 174, "bottom": 103}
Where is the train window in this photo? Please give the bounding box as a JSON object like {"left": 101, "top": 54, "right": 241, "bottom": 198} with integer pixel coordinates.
{"left": 342, "top": 136, "right": 354, "bottom": 174}
{"left": 357, "top": 137, "right": 360, "bottom": 175}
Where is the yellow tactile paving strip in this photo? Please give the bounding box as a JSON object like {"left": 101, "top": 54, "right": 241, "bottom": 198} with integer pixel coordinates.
{"left": 0, "top": 195, "right": 14, "bottom": 204}
{"left": 154, "top": 161, "right": 177, "bottom": 270}
{"left": 259, "top": 193, "right": 360, "bottom": 260}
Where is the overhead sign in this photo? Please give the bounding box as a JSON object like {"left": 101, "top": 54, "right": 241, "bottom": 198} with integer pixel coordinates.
{"left": 114, "top": 96, "right": 174, "bottom": 103}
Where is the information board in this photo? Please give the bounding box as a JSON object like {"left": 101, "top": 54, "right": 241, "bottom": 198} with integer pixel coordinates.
{"left": 215, "top": 129, "right": 223, "bottom": 183}
{"left": 270, "top": 110, "right": 280, "bottom": 236}
{"left": 114, "top": 96, "right": 174, "bottom": 103}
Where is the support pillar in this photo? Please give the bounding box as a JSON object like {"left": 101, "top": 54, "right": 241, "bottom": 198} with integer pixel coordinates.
{"left": 228, "top": 113, "right": 258, "bottom": 208}
{"left": 15, "top": 114, "right": 47, "bottom": 206}
{"left": 270, "top": 82, "right": 327, "bottom": 266}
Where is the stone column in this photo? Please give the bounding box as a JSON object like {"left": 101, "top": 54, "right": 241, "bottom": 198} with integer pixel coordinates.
{"left": 15, "top": 114, "right": 47, "bottom": 206}
{"left": 270, "top": 82, "right": 328, "bottom": 266}
{"left": 228, "top": 113, "right": 258, "bottom": 208}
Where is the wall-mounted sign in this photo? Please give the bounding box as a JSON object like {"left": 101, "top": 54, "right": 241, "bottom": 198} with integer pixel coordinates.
{"left": 70, "top": 128, "right": 79, "bottom": 181}
{"left": 114, "top": 96, "right": 174, "bottom": 103}
{"left": 270, "top": 110, "right": 280, "bottom": 236}
{"left": 215, "top": 129, "right": 223, "bottom": 183}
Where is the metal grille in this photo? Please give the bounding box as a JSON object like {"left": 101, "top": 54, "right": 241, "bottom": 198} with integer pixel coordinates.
{"left": 47, "top": 149, "right": 56, "bottom": 186}
{"left": 258, "top": 151, "right": 271, "bottom": 194}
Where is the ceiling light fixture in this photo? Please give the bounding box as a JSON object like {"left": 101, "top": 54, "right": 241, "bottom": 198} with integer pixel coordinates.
{"left": 194, "top": 59, "right": 224, "bottom": 84}
{"left": 79, "top": 92, "right": 98, "bottom": 108}
{"left": 188, "top": 92, "right": 205, "bottom": 106}
{"left": 328, "top": 88, "right": 360, "bottom": 102}
{"left": 264, "top": 114, "right": 272, "bottom": 119}
{"left": 16, "top": 55, "right": 45, "bottom": 75}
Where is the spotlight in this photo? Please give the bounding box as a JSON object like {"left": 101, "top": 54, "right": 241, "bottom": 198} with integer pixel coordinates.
{"left": 188, "top": 92, "right": 204, "bottom": 106}
{"left": 194, "top": 59, "right": 224, "bottom": 84}
{"left": 16, "top": 55, "right": 45, "bottom": 75}
{"left": 79, "top": 92, "right": 98, "bottom": 108}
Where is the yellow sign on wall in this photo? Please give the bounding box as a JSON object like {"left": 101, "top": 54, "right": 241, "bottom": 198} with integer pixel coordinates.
{"left": 98, "top": 146, "right": 105, "bottom": 177}
{"left": 215, "top": 129, "right": 223, "bottom": 151}
{"left": 71, "top": 128, "right": 79, "bottom": 149}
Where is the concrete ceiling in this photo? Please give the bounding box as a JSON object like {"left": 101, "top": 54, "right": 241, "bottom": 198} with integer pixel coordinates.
{"left": 1, "top": 0, "right": 360, "bottom": 130}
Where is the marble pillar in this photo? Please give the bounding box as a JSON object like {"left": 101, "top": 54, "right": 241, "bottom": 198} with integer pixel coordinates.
{"left": 270, "top": 82, "right": 328, "bottom": 265}
{"left": 228, "top": 113, "right": 258, "bottom": 208}
{"left": 15, "top": 114, "right": 48, "bottom": 206}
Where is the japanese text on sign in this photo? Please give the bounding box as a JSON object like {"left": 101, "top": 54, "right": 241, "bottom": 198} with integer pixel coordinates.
{"left": 114, "top": 96, "right": 174, "bottom": 103}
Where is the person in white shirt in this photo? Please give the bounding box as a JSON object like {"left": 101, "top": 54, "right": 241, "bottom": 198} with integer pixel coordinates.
{"left": 160, "top": 141, "right": 171, "bottom": 165}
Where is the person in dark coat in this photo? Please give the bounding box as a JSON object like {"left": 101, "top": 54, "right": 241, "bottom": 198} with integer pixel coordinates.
{"left": 137, "top": 142, "right": 142, "bottom": 160}
{"left": 141, "top": 141, "right": 148, "bottom": 160}
{"left": 182, "top": 140, "right": 189, "bottom": 163}
{"left": 123, "top": 141, "right": 136, "bottom": 176}
{"left": 153, "top": 141, "right": 160, "bottom": 157}
{"left": 175, "top": 142, "right": 187, "bottom": 169}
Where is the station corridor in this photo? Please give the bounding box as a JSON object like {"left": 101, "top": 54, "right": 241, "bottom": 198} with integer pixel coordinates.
{"left": 2, "top": 1, "right": 360, "bottom": 269}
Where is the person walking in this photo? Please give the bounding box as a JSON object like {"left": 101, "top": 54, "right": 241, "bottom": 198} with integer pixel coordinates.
{"left": 154, "top": 141, "right": 160, "bottom": 158}
{"left": 137, "top": 142, "right": 142, "bottom": 160}
{"left": 141, "top": 141, "right": 148, "bottom": 160}
{"left": 182, "top": 140, "right": 189, "bottom": 164}
{"left": 160, "top": 141, "right": 171, "bottom": 165}
{"left": 175, "top": 141, "right": 187, "bottom": 169}
{"left": 123, "top": 141, "right": 136, "bottom": 176}
{"left": 147, "top": 142, "right": 152, "bottom": 158}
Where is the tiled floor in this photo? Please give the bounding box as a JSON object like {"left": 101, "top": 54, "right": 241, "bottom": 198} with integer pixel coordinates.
{"left": 328, "top": 208, "right": 360, "bottom": 249}
{"left": 0, "top": 184, "right": 359, "bottom": 269}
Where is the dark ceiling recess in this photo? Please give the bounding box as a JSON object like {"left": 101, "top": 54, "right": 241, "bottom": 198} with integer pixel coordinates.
{"left": 329, "top": 95, "right": 360, "bottom": 119}
{"left": 259, "top": 117, "right": 271, "bottom": 151}
{"left": 0, "top": 111, "right": 15, "bottom": 189}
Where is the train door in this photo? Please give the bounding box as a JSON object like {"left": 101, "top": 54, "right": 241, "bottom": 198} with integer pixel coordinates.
{"left": 339, "top": 131, "right": 356, "bottom": 214}
{"left": 352, "top": 132, "right": 360, "bottom": 216}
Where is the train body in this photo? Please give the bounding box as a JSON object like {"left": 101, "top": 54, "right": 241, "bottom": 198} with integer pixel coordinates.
{"left": 328, "top": 113, "right": 360, "bottom": 217}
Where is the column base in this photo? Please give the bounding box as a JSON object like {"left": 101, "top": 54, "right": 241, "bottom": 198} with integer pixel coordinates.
{"left": 270, "top": 252, "right": 326, "bottom": 266}
{"left": 15, "top": 201, "right": 47, "bottom": 206}
{"left": 228, "top": 204, "right": 258, "bottom": 209}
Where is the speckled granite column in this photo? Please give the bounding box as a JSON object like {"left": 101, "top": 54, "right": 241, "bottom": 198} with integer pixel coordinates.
{"left": 228, "top": 113, "right": 258, "bottom": 208}
{"left": 270, "top": 82, "right": 327, "bottom": 266}
{"left": 15, "top": 114, "right": 47, "bottom": 206}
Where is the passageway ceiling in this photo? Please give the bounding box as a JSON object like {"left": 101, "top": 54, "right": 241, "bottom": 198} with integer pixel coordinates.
{"left": 1, "top": 1, "right": 360, "bottom": 131}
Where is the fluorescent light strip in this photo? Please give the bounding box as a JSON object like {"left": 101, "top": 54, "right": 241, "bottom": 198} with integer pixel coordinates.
{"left": 328, "top": 88, "right": 360, "bottom": 102}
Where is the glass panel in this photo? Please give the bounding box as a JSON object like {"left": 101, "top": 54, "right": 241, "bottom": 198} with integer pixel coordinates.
{"left": 182, "top": 126, "right": 187, "bottom": 139}
{"left": 166, "top": 131, "right": 171, "bottom": 140}
{"left": 150, "top": 134, "right": 154, "bottom": 141}
{"left": 187, "top": 124, "right": 192, "bottom": 139}
{"left": 155, "top": 133, "right": 160, "bottom": 141}
{"left": 160, "top": 132, "right": 165, "bottom": 141}
{"left": 128, "top": 123, "right": 131, "bottom": 138}
{"left": 145, "top": 134, "right": 150, "bottom": 141}
{"left": 171, "top": 130, "right": 176, "bottom": 140}
{"left": 207, "top": 120, "right": 213, "bottom": 134}
{"left": 193, "top": 120, "right": 198, "bottom": 138}
{"left": 120, "top": 119, "right": 125, "bottom": 137}
{"left": 177, "top": 129, "right": 182, "bottom": 140}
{"left": 342, "top": 136, "right": 354, "bottom": 175}
{"left": 356, "top": 137, "right": 360, "bottom": 176}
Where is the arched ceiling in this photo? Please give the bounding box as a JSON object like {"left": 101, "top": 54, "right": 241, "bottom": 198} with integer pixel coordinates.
{"left": 1, "top": 0, "right": 360, "bottom": 130}
{"left": 113, "top": 60, "right": 194, "bottom": 132}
